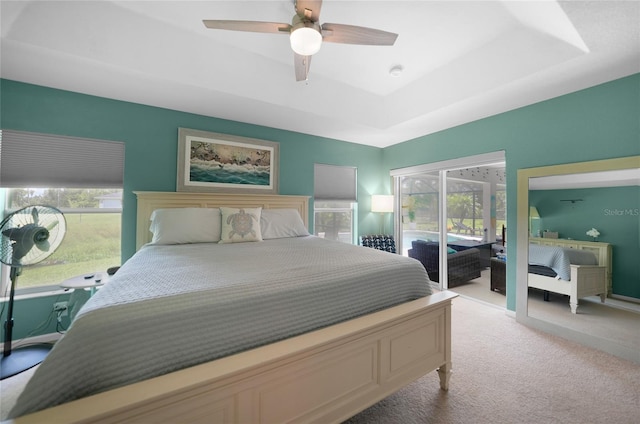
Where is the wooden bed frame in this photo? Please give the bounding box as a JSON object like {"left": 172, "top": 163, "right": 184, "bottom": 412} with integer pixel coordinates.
{"left": 13, "top": 191, "right": 456, "bottom": 424}
{"left": 528, "top": 265, "right": 607, "bottom": 314}
{"left": 528, "top": 238, "right": 609, "bottom": 314}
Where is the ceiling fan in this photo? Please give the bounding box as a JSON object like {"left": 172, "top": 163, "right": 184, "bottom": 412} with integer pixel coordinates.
{"left": 203, "top": 0, "right": 398, "bottom": 81}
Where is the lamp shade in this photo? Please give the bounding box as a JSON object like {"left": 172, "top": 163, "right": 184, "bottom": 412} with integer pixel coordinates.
{"left": 530, "top": 206, "right": 540, "bottom": 218}
{"left": 371, "top": 195, "right": 394, "bottom": 213}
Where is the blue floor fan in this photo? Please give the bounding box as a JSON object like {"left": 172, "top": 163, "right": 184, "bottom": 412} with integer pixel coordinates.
{"left": 0, "top": 205, "right": 66, "bottom": 379}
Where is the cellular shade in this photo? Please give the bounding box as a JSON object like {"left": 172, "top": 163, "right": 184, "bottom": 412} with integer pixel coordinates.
{"left": 0, "top": 130, "right": 124, "bottom": 188}
{"left": 314, "top": 164, "right": 357, "bottom": 201}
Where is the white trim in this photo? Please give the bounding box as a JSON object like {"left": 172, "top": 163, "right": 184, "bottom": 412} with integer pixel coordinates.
{"left": 3, "top": 286, "right": 68, "bottom": 299}
{"left": 390, "top": 151, "right": 505, "bottom": 176}
{"left": 438, "top": 169, "right": 447, "bottom": 290}
{"left": 4, "top": 207, "right": 121, "bottom": 214}
{"left": 610, "top": 293, "right": 640, "bottom": 305}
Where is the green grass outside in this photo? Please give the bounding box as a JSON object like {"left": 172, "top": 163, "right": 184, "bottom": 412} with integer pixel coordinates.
{"left": 15, "top": 213, "right": 121, "bottom": 288}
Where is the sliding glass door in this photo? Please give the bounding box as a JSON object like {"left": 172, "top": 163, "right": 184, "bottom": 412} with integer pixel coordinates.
{"left": 400, "top": 172, "right": 440, "bottom": 254}
{"left": 392, "top": 152, "right": 506, "bottom": 290}
{"left": 445, "top": 173, "right": 487, "bottom": 240}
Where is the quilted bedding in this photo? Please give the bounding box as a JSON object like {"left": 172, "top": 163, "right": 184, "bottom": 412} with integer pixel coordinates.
{"left": 11, "top": 236, "right": 431, "bottom": 417}
{"left": 528, "top": 244, "right": 598, "bottom": 280}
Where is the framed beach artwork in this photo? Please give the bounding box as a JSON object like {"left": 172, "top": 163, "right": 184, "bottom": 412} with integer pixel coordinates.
{"left": 177, "top": 128, "right": 279, "bottom": 194}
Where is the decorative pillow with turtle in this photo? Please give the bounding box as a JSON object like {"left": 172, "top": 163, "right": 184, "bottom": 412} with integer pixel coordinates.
{"left": 220, "top": 207, "right": 263, "bottom": 243}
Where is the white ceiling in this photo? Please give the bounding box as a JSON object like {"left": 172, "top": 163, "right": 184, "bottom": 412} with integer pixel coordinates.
{"left": 1, "top": 1, "right": 639, "bottom": 148}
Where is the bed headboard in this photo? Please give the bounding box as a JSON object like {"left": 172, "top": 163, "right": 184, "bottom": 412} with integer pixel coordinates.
{"left": 134, "top": 191, "right": 310, "bottom": 250}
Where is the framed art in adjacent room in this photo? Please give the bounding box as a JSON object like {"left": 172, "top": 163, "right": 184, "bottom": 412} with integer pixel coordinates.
{"left": 177, "top": 128, "right": 279, "bottom": 194}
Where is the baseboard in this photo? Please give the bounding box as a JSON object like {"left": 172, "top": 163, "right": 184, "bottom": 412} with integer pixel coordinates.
{"left": 610, "top": 294, "right": 640, "bottom": 305}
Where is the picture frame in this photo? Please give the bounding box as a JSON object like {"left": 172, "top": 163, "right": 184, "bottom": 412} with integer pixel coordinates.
{"left": 177, "top": 128, "right": 279, "bottom": 194}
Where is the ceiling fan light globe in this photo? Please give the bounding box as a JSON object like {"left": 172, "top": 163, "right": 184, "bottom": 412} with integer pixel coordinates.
{"left": 290, "top": 26, "right": 322, "bottom": 56}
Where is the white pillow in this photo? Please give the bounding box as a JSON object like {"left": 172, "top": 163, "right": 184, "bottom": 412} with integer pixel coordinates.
{"left": 219, "top": 207, "right": 263, "bottom": 243}
{"left": 149, "top": 208, "right": 221, "bottom": 245}
{"left": 261, "top": 209, "right": 309, "bottom": 239}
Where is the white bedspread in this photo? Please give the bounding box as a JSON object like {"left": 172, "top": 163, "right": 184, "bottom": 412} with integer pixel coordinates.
{"left": 11, "top": 236, "right": 431, "bottom": 418}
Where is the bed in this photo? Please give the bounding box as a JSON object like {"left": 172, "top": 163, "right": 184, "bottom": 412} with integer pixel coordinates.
{"left": 527, "top": 243, "right": 607, "bottom": 314}
{"left": 9, "top": 191, "right": 456, "bottom": 424}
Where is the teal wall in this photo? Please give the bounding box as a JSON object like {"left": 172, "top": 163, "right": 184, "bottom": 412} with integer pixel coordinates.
{"left": 382, "top": 73, "right": 640, "bottom": 310}
{"left": 530, "top": 186, "right": 640, "bottom": 298}
{"left": 0, "top": 79, "right": 384, "bottom": 262}
{"left": 0, "top": 292, "right": 71, "bottom": 342}
{"left": 1, "top": 74, "right": 638, "bottom": 337}
{"left": 0, "top": 79, "right": 383, "bottom": 340}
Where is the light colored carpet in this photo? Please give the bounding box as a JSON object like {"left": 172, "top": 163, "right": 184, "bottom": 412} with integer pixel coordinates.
{"left": 527, "top": 289, "right": 640, "bottom": 353}
{"left": 448, "top": 268, "right": 506, "bottom": 308}
{"left": 2, "top": 297, "right": 639, "bottom": 423}
{"left": 451, "top": 269, "right": 640, "bottom": 357}
{"left": 345, "top": 296, "right": 640, "bottom": 424}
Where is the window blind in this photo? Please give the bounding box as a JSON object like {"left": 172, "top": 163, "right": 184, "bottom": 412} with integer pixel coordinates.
{"left": 0, "top": 130, "right": 124, "bottom": 188}
{"left": 314, "top": 164, "right": 357, "bottom": 201}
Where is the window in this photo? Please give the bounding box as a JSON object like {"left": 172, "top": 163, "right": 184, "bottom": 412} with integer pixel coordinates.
{"left": 0, "top": 130, "right": 124, "bottom": 294}
{"left": 313, "top": 201, "right": 355, "bottom": 243}
{"left": 313, "top": 164, "right": 357, "bottom": 244}
{"left": 1, "top": 188, "right": 122, "bottom": 293}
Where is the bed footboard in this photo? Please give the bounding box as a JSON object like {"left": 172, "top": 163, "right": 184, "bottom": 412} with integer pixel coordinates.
{"left": 528, "top": 265, "right": 606, "bottom": 314}
{"left": 12, "top": 291, "right": 457, "bottom": 424}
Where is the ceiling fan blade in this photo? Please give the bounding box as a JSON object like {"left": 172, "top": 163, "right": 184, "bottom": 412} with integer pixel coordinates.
{"left": 294, "top": 53, "right": 312, "bottom": 82}
{"left": 321, "top": 23, "right": 398, "bottom": 45}
{"left": 295, "top": 0, "right": 323, "bottom": 22}
{"left": 203, "top": 20, "right": 291, "bottom": 34}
